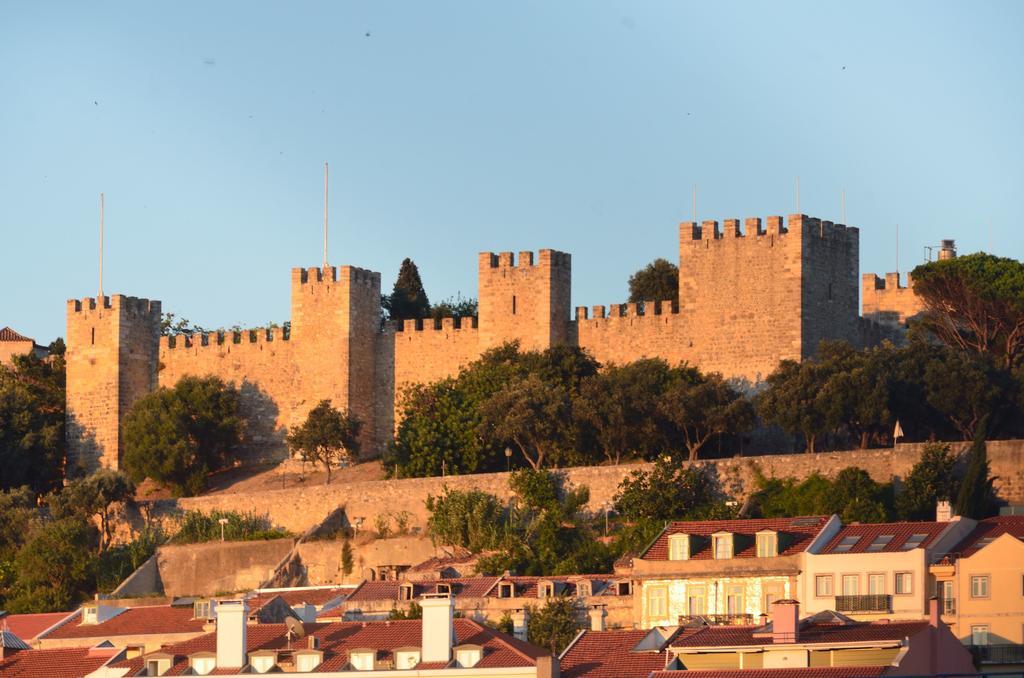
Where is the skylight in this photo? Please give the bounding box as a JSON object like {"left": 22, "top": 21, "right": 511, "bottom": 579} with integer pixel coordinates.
{"left": 900, "top": 533, "right": 929, "bottom": 550}
{"left": 832, "top": 536, "right": 861, "bottom": 553}
{"left": 865, "top": 535, "right": 894, "bottom": 552}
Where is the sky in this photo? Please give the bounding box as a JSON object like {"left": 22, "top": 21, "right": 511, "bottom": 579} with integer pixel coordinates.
{"left": 2, "top": 1, "right": 1022, "bottom": 343}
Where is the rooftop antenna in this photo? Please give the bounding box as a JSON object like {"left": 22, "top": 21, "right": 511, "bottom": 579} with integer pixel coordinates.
{"left": 795, "top": 176, "right": 800, "bottom": 214}
{"left": 841, "top": 188, "right": 846, "bottom": 224}
{"left": 323, "top": 162, "right": 329, "bottom": 269}
{"left": 692, "top": 184, "right": 697, "bottom": 223}
{"left": 99, "top": 192, "right": 105, "bottom": 299}
{"left": 896, "top": 223, "right": 900, "bottom": 278}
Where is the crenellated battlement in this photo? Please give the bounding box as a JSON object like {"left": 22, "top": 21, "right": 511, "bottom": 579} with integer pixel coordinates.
{"left": 478, "top": 249, "right": 570, "bottom": 269}
{"left": 681, "top": 214, "right": 858, "bottom": 244}
{"left": 159, "top": 326, "right": 289, "bottom": 351}
{"left": 291, "top": 265, "right": 380, "bottom": 288}
{"left": 389, "top": 316, "right": 480, "bottom": 333}
{"left": 575, "top": 299, "right": 678, "bottom": 321}
{"left": 67, "top": 295, "right": 161, "bottom": 317}
{"left": 863, "top": 271, "right": 915, "bottom": 291}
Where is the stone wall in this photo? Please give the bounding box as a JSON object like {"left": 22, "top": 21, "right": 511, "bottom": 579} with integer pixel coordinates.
{"left": 152, "top": 538, "right": 295, "bottom": 597}
{"left": 862, "top": 272, "right": 925, "bottom": 328}
{"left": 151, "top": 441, "right": 1024, "bottom": 537}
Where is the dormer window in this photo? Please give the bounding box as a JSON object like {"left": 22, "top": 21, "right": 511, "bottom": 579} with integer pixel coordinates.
{"left": 399, "top": 583, "right": 415, "bottom": 601}
{"left": 295, "top": 650, "right": 324, "bottom": 672}
{"left": 498, "top": 582, "right": 515, "bottom": 599}
{"left": 249, "top": 651, "right": 277, "bottom": 674}
{"left": 193, "top": 599, "right": 214, "bottom": 620}
{"left": 576, "top": 580, "right": 592, "bottom": 598}
{"left": 756, "top": 531, "right": 778, "bottom": 558}
{"left": 349, "top": 649, "right": 375, "bottom": 671}
{"left": 713, "top": 533, "right": 734, "bottom": 559}
{"left": 454, "top": 644, "right": 483, "bottom": 668}
{"left": 616, "top": 581, "right": 632, "bottom": 596}
{"left": 394, "top": 647, "right": 421, "bottom": 670}
{"left": 435, "top": 583, "right": 452, "bottom": 595}
{"left": 538, "top": 581, "right": 554, "bottom": 599}
{"left": 668, "top": 534, "right": 690, "bottom": 561}
{"left": 83, "top": 606, "right": 98, "bottom": 624}
{"left": 189, "top": 653, "right": 216, "bottom": 676}
{"left": 145, "top": 656, "right": 171, "bottom": 676}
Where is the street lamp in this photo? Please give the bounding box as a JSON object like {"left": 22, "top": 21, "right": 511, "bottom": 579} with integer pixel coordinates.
{"left": 505, "top": 447, "right": 513, "bottom": 473}
{"left": 218, "top": 517, "right": 229, "bottom": 542}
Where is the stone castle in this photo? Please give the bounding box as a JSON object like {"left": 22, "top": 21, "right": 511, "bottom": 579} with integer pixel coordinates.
{"left": 66, "top": 213, "right": 928, "bottom": 471}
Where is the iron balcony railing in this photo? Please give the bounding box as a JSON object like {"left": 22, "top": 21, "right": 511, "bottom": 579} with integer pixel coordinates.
{"left": 834, "top": 594, "right": 891, "bottom": 613}
{"left": 678, "top": 613, "right": 755, "bottom": 626}
{"left": 970, "top": 644, "right": 1024, "bottom": 665}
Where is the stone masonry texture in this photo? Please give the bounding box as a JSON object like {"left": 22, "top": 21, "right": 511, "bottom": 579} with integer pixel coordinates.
{"left": 66, "top": 214, "right": 917, "bottom": 468}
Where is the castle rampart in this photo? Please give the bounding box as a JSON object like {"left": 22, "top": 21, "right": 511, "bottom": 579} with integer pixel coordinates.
{"left": 67, "top": 214, "right": 917, "bottom": 468}
{"left": 862, "top": 271, "right": 924, "bottom": 329}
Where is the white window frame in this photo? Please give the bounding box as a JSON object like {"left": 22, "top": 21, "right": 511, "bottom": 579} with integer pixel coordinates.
{"left": 842, "top": 574, "right": 860, "bottom": 596}
{"left": 971, "top": 625, "right": 989, "bottom": 646}
{"left": 894, "top": 572, "right": 912, "bottom": 595}
{"left": 647, "top": 586, "right": 668, "bottom": 619}
{"left": 970, "top": 575, "right": 990, "bottom": 599}
{"left": 815, "top": 575, "right": 834, "bottom": 597}
{"left": 713, "top": 534, "right": 733, "bottom": 560}
{"left": 868, "top": 573, "right": 885, "bottom": 595}
{"left": 668, "top": 534, "right": 690, "bottom": 561}
{"left": 756, "top": 532, "right": 777, "bottom": 558}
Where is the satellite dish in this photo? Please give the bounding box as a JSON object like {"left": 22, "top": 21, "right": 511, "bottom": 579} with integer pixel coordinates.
{"left": 286, "top": 616, "right": 306, "bottom": 638}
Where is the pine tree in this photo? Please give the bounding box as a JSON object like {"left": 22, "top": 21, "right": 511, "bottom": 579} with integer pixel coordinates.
{"left": 955, "top": 417, "right": 996, "bottom": 519}
{"left": 386, "top": 258, "right": 431, "bottom": 320}
{"left": 340, "top": 537, "right": 354, "bottom": 577}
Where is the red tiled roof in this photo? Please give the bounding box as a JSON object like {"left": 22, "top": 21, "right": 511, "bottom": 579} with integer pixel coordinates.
{"left": 344, "top": 577, "right": 501, "bottom": 603}
{"left": 949, "top": 515, "right": 1024, "bottom": 558}
{"left": 561, "top": 629, "right": 671, "bottom": 678}
{"left": 41, "top": 605, "right": 208, "bottom": 640}
{"left": 670, "top": 620, "right": 929, "bottom": 647}
{"left": 641, "top": 517, "right": 831, "bottom": 560}
{"left": 819, "top": 521, "right": 949, "bottom": 554}
{"left": 247, "top": 587, "right": 348, "bottom": 609}
{"left": 0, "top": 327, "right": 32, "bottom": 342}
{"left": 0, "top": 612, "right": 73, "bottom": 641}
{"left": 487, "top": 575, "right": 613, "bottom": 599}
{"left": 115, "top": 618, "right": 548, "bottom": 675}
{"left": 650, "top": 668, "right": 886, "bottom": 678}
{"left": 0, "top": 646, "right": 114, "bottom": 678}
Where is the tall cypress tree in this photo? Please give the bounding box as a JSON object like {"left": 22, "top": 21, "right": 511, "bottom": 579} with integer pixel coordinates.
{"left": 955, "top": 416, "right": 995, "bottom": 519}
{"left": 386, "top": 258, "right": 431, "bottom": 321}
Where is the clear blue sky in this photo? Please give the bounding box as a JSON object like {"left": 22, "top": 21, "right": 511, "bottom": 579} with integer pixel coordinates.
{"left": 2, "top": 1, "right": 1022, "bottom": 343}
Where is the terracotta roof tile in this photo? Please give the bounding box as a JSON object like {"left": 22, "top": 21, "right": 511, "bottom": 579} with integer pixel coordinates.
{"left": 0, "top": 612, "right": 74, "bottom": 641}
{"left": 247, "top": 587, "right": 348, "bottom": 610}
{"left": 0, "top": 646, "right": 113, "bottom": 678}
{"left": 642, "top": 516, "right": 830, "bottom": 561}
{"left": 42, "top": 605, "right": 207, "bottom": 640}
{"left": 819, "top": 521, "right": 949, "bottom": 554}
{"left": 949, "top": 515, "right": 1024, "bottom": 558}
{"left": 487, "top": 575, "right": 612, "bottom": 599}
{"left": 560, "top": 629, "right": 670, "bottom": 678}
{"left": 670, "top": 620, "right": 929, "bottom": 647}
{"left": 0, "top": 327, "right": 32, "bottom": 342}
{"left": 650, "top": 668, "right": 886, "bottom": 678}
{"left": 344, "top": 577, "right": 500, "bottom": 603}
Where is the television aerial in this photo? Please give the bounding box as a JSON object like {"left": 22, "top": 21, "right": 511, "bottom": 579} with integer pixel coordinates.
{"left": 285, "top": 615, "right": 306, "bottom": 648}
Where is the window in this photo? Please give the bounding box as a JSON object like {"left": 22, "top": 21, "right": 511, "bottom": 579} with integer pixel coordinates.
{"left": 512, "top": 295, "right": 517, "bottom": 314}
{"left": 900, "top": 534, "right": 929, "bottom": 551}
{"left": 394, "top": 651, "right": 420, "bottom": 671}
{"left": 866, "top": 535, "right": 894, "bottom": 552}
{"left": 971, "top": 625, "right": 990, "bottom": 646}
{"left": 616, "top": 581, "right": 631, "bottom": 596}
{"left": 189, "top": 656, "right": 214, "bottom": 675}
{"left": 193, "top": 600, "right": 213, "bottom": 619}
{"left": 669, "top": 534, "right": 690, "bottom": 561}
{"left": 250, "top": 654, "right": 276, "bottom": 674}
{"left": 538, "top": 582, "right": 554, "bottom": 599}
{"left": 726, "top": 585, "right": 744, "bottom": 615}
{"left": 91, "top": 327, "right": 95, "bottom": 345}
{"left": 842, "top": 575, "right": 860, "bottom": 596}
{"left": 833, "top": 536, "right": 861, "bottom": 553}
{"left": 895, "top": 572, "right": 912, "bottom": 595}
{"left": 350, "top": 651, "right": 375, "bottom": 671}
{"left": 971, "top": 576, "right": 990, "bottom": 598}
{"left": 435, "top": 583, "right": 451, "bottom": 595}
{"left": 713, "top": 534, "right": 733, "bottom": 559}
{"left": 756, "top": 533, "right": 777, "bottom": 558}
{"left": 146, "top": 659, "right": 170, "bottom": 677}
{"left": 498, "top": 582, "right": 515, "bottom": 599}
{"left": 647, "top": 586, "right": 668, "bottom": 619}
{"left": 399, "top": 583, "right": 414, "bottom": 601}
{"left": 687, "top": 587, "right": 706, "bottom": 616}
{"left": 815, "top": 575, "right": 834, "bottom": 597}
{"left": 455, "top": 647, "right": 483, "bottom": 668}
{"left": 941, "top": 581, "right": 955, "bottom": 614}
{"left": 296, "top": 653, "right": 324, "bottom": 672}
{"left": 868, "top": 574, "right": 885, "bottom": 595}
{"left": 576, "top": 580, "right": 592, "bottom": 598}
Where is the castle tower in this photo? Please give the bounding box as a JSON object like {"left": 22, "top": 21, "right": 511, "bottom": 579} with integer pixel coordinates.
{"left": 678, "top": 215, "right": 858, "bottom": 383}
{"left": 290, "top": 265, "right": 381, "bottom": 453}
{"left": 477, "top": 249, "right": 571, "bottom": 351}
{"left": 66, "top": 295, "right": 161, "bottom": 472}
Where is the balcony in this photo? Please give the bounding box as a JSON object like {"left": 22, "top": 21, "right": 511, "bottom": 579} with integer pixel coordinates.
{"left": 678, "top": 614, "right": 755, "bottom": 627}
{"left": 834, "top": 594, "right": 891, "bottom": 613}
{"left": 970, "top": 644, "right": 1024, "bottom": 665}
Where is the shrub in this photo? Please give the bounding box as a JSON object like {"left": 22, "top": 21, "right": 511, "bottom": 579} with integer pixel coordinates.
{"left": 170, "top": 510, "right": 290, "bottom": 544}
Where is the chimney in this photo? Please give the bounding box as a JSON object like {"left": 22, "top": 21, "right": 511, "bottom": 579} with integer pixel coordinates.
{"left": 936, "top": 500, "right": 954, "bottom": 522}
{"left": 512, "top": 609, "right": 530, "bottom": 642}
{"left": 929, "top": 597, "right": 940, "bottom": 628}
{"left": 420, "top": 594, "right": 455, "bottom": 664}
{"left": 588, "top": 607, "right": 606, "bottom": 632}
{"left": 939, "top": 239, "right": 957, "bottom": 260}
{"left": 771, "top": 600, "right": 799, "bottom": 644}
{"left": 215, "top": 600, "right": 249, "bottom": 669}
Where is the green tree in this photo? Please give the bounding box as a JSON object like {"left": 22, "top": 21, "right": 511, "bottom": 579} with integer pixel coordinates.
{"left": 613, "top": 458, "right": 727, "bottom": 523}
{"left": 430, "top": 294, "right": 478, "bottom": 321}
{"left": 910, "top": 252, "right": 1024, "bottom": 369}
{"left": 750, "top": 466, "right": 891, "bottom": 523}
{"left": 921, "top": 349, "right": 1014, "bottom": 440}
{"left": 0, "top": 352, "right": 65, "bottom": 495}
{"left": 122, "top": 376, "right": 243, "bottom": 496}
{"left": 425, "top": 488, "right": 506, "bottom": 553}
{"left": 756, "top": 359, "right": 831, "bottom": 453}
{"left": 287, "top": 400, "right": 361, "bottom": 484}
{"left": 0, "top": 488, "right": 37, "bottom": 606}
{"left": 386, "top": 258, "right": 431, "bottom": 321}
{"left": 480, "top": 374, "right": 573, "bottom": 470}
{"left": 895, "top": 444, "right": 960, "bottom": 520}
{"left": 388, "top": 601, "right": 423, "bottom": 620}
{"left": 527, "top": 597, "right": 583, "bottom": 654}
{"left": 6, "top": 517, "right": 98, "bottom": 613}
{"left": 628, "top": 258, "right": 679, "bottom": 304}
{"left": 341, "top": 537, "right": 354, "bottom": 577}
{"left": 955, "top": 420, "right": 997, "bottom": 519}
{"left": 659, "top": 370, "right": 754, "bottom": 461}
{"left": 575, "top": 359, "right": 674, "bottom": 464}
{"left": 50, "top": 469, "right": 135, "bottom": 552}
{"left": 159, "top": 312, "right": 207, "bottom": 336}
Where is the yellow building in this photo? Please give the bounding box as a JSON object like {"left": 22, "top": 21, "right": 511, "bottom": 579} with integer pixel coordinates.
{"left": 629, "top": 516, "right": 840, "bottom": 628}
{"left": 931, "top": 515, "right": 1024, "bottom": 673}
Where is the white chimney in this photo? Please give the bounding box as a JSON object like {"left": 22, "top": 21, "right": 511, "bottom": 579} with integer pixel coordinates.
{"left": 512, "top": 609, "right": 529, "bottom": 642}
{"left": 216, "top": 600, "right": 249, "bottom": 669}
{"left": 588, "top": 607, "right": 606, "bottom": 632}
{"left": 420, "top": 594, "right": 455, "bottom": 664}
{"left": 936, "top": 501, "right": 954, "bottom": 522}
